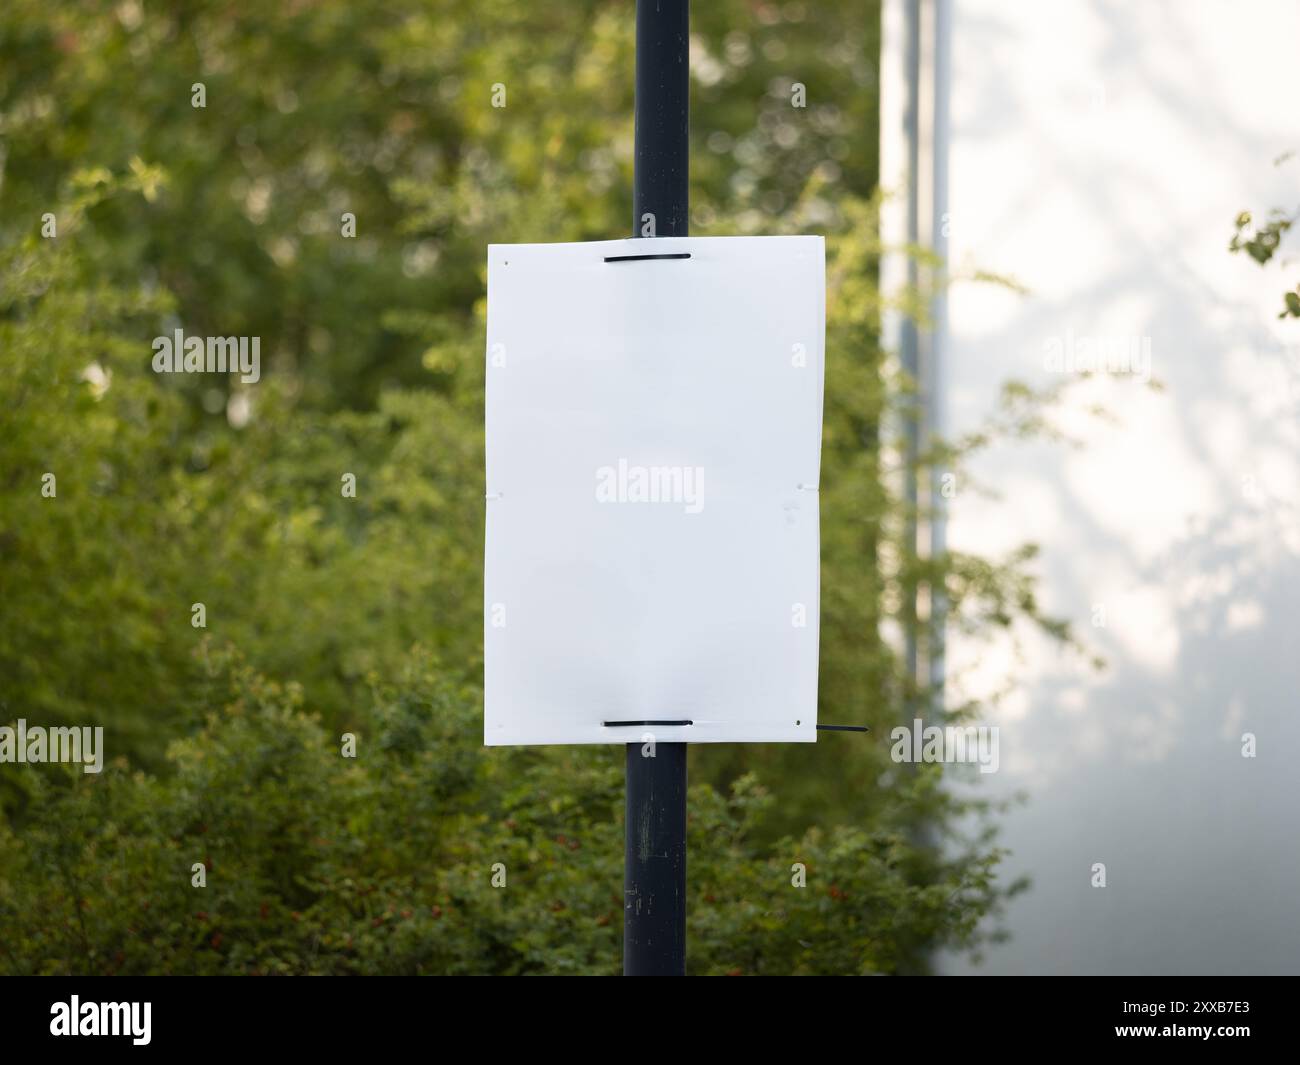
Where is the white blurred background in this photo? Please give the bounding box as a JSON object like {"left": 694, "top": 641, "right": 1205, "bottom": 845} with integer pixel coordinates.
{"left": 886, "top": 0, "right": 1300, "bottom": 974}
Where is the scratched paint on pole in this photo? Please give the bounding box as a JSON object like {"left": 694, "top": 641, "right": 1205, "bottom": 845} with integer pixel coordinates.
{"left": 484, "top": 235, "right": 825, "bottom": 745}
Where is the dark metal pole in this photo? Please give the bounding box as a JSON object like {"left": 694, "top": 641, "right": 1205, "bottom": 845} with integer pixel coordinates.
{"left": 624, "top": 0, "right": 689, "bottom": 977}
{"left": 633, "top": 0, "right": 689, "bottom": 238}
{"left": 624, "top": 740, "right": 687, "bottom": 975}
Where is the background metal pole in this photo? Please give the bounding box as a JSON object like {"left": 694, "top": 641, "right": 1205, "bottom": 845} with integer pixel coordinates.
{"left": 633, "top": 0, "right": 690, "bottom": 238}
{"left": 624, "top": 0, "right": 689, "bottom": 977}
{"left": 624, "top": 740, "right": 687, "bottom": 975}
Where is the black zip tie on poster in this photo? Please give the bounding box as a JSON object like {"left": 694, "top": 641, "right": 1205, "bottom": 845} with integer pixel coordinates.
{"left": 603, "top": 252, "right": 692, "bottom": 263}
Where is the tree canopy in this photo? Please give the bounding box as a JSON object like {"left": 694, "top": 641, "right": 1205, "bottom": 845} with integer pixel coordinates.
{"left": 0, "top": 0, "right": 1060, "bottom": 974}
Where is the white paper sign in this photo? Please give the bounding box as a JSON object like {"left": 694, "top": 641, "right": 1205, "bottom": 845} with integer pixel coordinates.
{"left": 484, "top": 235, "right": 824, "bottom": 745}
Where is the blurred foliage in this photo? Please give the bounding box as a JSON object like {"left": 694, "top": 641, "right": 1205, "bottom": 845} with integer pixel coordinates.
{"left": 1229, "top": 153, "right": 1300, "bottom": 317}
{"left": 0, "top": 649, "right": 1014, "bottom": 975}
{"left": 1, "top": 0, "right": 1060, "bottom": 973}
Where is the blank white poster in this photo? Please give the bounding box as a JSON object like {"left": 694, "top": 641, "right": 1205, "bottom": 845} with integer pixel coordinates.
{"left": 484, "top": 235, "right": 824, "bottom": 745}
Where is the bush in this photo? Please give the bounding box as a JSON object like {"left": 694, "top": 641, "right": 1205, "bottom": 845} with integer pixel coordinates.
{"left": 0, "top": 649, "right": 1012, "bottom": 975}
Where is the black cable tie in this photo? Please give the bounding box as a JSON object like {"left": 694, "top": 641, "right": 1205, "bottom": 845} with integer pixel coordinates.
{"left": 603, "top": 252, "right": 692, "bottom": 263}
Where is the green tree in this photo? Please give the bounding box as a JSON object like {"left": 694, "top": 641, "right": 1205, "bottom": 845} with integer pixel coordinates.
{"left": 1, "top": 0, "right": 1067, "bottom": 972}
